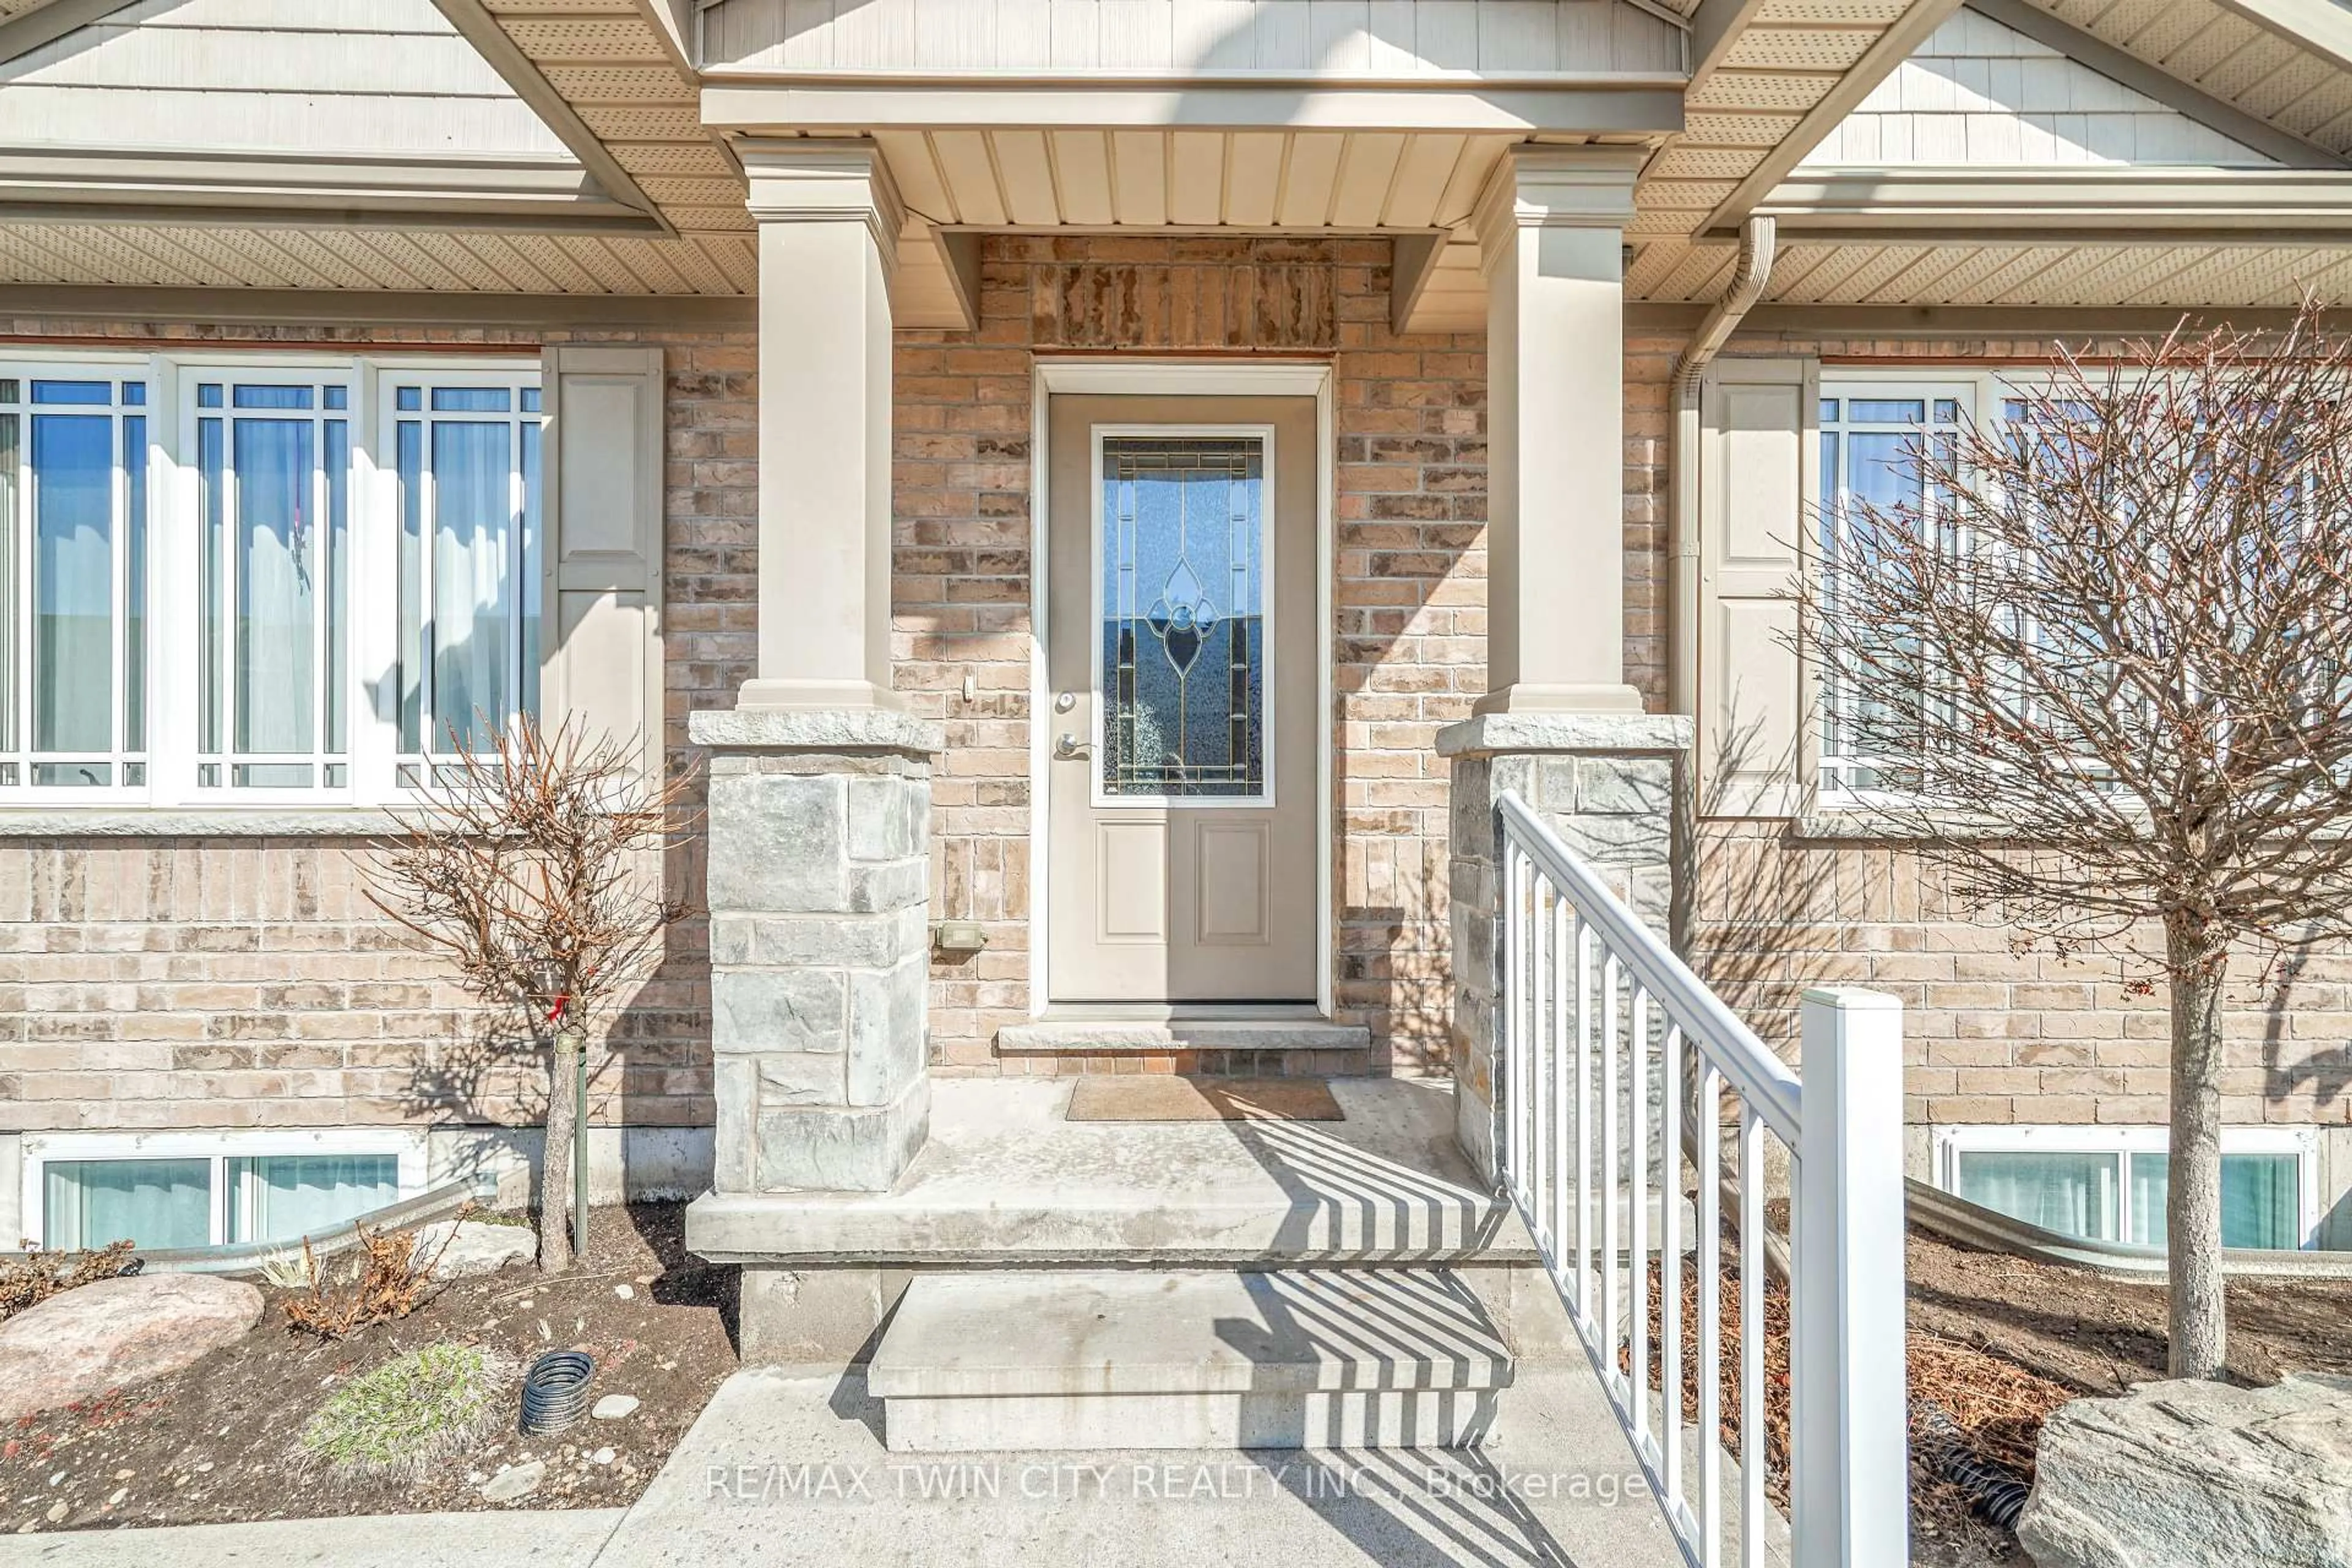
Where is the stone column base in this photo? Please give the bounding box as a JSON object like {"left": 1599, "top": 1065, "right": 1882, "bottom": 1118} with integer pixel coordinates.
{"left": 693, "top": 706, "right": 944, "bottom": 1196}
{"left": 1436, "top": 712, "right": 1694, "bottom": 1185}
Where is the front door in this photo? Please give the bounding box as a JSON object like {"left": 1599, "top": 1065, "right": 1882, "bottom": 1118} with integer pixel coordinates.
{"left": 1045, "top": 394, "right": 1317, "bottom": 1005}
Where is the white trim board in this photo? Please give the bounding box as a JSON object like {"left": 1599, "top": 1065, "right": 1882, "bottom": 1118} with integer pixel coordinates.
{"left": 1028, "top": 358, "right": 1336, "bottom": 1020}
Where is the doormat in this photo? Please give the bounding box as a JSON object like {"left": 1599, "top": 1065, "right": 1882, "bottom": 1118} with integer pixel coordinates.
{"left": 1063, "top": 1076, "right": 1344, "bottom": 1123}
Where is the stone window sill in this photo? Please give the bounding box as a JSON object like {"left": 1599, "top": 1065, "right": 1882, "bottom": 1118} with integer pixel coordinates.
{"left": 0, "top": 809, "right": 415, "bottom": 838}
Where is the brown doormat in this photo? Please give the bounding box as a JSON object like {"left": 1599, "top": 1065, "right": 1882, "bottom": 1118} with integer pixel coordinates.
{"left": 1063, "top": 1076, "right": 1344, "bottom": 1123}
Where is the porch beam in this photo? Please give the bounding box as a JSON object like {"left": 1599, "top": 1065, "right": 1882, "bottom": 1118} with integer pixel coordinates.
{"left": 701, "top": 83, "right": 1687, "bottom": 136}
{"left": 736, "top": 138, "right": 908, "bottom": 714}
{"left": 1472, "top": 145, "right": 1648, "bottom": 716}
{"left": 1389, "top": 232, "right": 1451, "bottom": 335}
{"left": 1758, "top": 168, "right": 2352, "bottom": 236}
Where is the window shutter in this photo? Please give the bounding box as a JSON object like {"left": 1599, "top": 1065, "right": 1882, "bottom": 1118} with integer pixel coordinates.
{"left": 1697, "top": 356, "right": 1817, "bottom": 818}
{"left": 540, "top": 345, "right": 665, "bottom": 782}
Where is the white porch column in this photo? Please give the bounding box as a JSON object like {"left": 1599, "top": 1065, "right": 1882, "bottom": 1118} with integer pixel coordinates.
{"left": 736, "top": 139, "right": 905, "bottom": 712}
{"left": 1472, "top": 146, "right": 1646, "bottom": 716}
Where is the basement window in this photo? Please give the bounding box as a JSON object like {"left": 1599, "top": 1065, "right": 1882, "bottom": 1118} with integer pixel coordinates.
{"left": 1932, "top": 1125, "right": 2316, "bottom": 1251}
{"left": 22, "top": 1129, "right": 427, "bottom": 1252}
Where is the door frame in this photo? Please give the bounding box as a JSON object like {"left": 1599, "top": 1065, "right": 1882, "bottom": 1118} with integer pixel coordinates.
{"left": 1028, "top": 358, "right": 1335, "bottom": 1019}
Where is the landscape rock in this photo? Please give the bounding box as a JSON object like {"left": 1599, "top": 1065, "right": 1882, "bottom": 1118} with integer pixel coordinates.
{"left": 480, "top": 1460, "right": 547, "bottom": 1503}
{"left": 592, "top": 1394, "right": 639, "bottom": 1421}
{"left": 413, "top": 1220, "right": 535, "bottom": 1281}
{"left": 2019, "top": 1372, "right": 2352, "bottom": 1568}
{"left": 0, "top": 1274, "right": 263, "bottom": 1421}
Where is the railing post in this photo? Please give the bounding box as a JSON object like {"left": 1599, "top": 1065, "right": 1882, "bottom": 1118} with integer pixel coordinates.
{"left": 1793, "top": 987, "right": 1910, "bottom": 1568}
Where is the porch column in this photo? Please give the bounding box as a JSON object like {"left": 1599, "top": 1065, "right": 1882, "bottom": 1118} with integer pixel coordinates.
{"left": 1439, "top": 714, "right": 1691, "bottom": 1182}
{"left": 688, "top": 138, "right": 938, "bottom": 1202}
{"left": 736, "top": 138, "right": 904, "bottom": 713}
{"left": 1471, "top": 146, "right": 1646, "bottom": 717}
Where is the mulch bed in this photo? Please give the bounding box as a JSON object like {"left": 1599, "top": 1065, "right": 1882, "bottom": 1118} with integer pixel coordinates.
{"left": 2, "top": 1203, "right": 738, "bottom": 1536}
{"left": 1630, "top": 1224, "right": 2352, "bottom": 1566}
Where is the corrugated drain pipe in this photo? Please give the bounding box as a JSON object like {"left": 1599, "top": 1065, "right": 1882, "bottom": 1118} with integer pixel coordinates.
{"left": 1667, "top": 216, "right": 1776, "bottom": 723}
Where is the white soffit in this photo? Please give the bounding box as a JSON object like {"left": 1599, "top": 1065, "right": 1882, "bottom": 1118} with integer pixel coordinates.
{"left": 1795, "top": 7, "right": 2280, "bottom": 166}
{"left": 1625, "top": 235, "right": 2352, "bottom": 304}
{"left": 0, "top": 219, "right": 757, "bottom": 294}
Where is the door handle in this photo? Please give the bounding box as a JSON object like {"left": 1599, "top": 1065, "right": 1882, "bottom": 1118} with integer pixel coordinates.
{"left": 1054, "top": 732, "right": 1092, "bottom": 760}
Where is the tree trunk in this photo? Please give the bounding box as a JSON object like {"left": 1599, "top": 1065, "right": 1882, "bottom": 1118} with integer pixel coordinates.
{"left": 539, "top": 1025, "right": 578, "bottom": 1273}
{"left": 2165, "top": 915, "right": 2228, "bottom": 1379}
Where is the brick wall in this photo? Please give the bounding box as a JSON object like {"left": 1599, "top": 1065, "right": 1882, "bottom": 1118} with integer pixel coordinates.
{"left": 13, "top": 290, "right": 2309, "bottom": 1142}
{"left": 1679, "top": 334, "right": 2352, "bottom": 1134}
{"left": 897, "top": 236, "right": 1499, "bottom": 1073}
{"left": 0, "top": 320, "right": 748, "bottom": 1137}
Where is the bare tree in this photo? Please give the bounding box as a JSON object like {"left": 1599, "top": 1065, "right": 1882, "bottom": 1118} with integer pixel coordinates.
{"left": 1799, "top": 300, "right": 2352, "bottom": 1378}
{"left": 363, "top": 718, "right": 693, "bottom": 1272}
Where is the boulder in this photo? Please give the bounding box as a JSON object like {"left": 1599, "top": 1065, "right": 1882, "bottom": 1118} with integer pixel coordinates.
{"left": 412, "top": 1219, "right": 535, "bottom": 1280}
{"left": 0, "top": 1273, "right": 263, "bottom": 1420}
{"left": 2019, "top": 1373, "right": 2352, "bottom": 1568}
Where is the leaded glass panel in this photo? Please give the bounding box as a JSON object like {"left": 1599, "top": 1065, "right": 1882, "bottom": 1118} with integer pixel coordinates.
{"left": 1099, "top": 435, "right": 1267, "bottom": 799}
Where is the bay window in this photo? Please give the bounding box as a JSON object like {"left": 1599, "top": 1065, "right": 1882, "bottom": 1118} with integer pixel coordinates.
{"left": 0, "top": 352, "right": 541, "bottom": 808}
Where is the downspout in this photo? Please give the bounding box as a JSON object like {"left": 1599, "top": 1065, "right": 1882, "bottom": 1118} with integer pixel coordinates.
{"left": 1667, "top": 216, "right": 1774, "bottom": 957}
{"left": 1667, "top": 214, "right": 1776, "bottom": 723}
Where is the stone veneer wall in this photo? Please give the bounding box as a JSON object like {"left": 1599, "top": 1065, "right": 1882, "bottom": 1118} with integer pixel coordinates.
{"left": 0, "top": 320, "right": 749, "bottom": 1140}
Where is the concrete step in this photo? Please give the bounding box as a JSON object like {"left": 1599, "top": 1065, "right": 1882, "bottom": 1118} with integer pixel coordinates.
{"left": 867, "top": 1269, "right": 1513, "bottom": 1453}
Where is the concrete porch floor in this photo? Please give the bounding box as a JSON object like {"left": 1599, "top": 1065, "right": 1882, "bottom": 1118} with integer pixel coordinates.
{"left": 687, "top": 1076, "right": 1536, "bottom": 1266}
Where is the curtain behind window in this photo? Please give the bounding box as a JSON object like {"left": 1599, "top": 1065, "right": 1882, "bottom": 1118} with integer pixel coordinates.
{"left": 430, "top": 421, "right": 514, "bottom": 752}
{"left": 29, "top": 413, "right": 112, "bottom": 755}
{"left": 2129, "top": 1153, "right": 2302, "bottom": 1250}
{"left": 1956, "top": 1150, "right": 2119, "bottom": 1242}
{"left": 43, "top": 1158, "right": 210, "bottom": 1250}
{"left": 232, "top": 418, "right": 315, "bottom": 757}
{"left": 228, "top": 1153, "right": 398, "bottom": 1244}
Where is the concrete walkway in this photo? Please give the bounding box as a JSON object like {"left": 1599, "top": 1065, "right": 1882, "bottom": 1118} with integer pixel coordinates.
{"left": 0, "top": 1508, "right": 626, "bottom": 1567}
{"left": 0, "top": 1362, "right": 1701, "bottom": 1567}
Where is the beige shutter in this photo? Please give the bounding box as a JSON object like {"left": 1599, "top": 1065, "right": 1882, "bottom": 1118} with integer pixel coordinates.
{"left": 1697, "top": 356, "right": 1818, "bottom": 818}
{"left": 540, "top": 345, "right": 665, "bottom": 781}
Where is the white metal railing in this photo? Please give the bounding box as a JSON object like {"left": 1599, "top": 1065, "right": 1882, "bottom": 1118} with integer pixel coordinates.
{"left": 1493, "top": 790, "right": 1909, "bottom": 1568}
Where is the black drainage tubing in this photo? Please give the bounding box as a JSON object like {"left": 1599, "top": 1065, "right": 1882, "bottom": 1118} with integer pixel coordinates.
{"left": 1913, "top": 1400, "right": 2033, "bottom": 1531}
{"left": 521, "top": 1349, "right": 595, "bottom": 1436}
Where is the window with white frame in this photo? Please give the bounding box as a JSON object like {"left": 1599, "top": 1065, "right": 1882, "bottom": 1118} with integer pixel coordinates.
{"left": 1816, "top": 380, "right": 1977, "bottom": 797}
{"left": 23, "top": 1129, "right": 428, "bottom": 1251}
{"left": 0, "top": 372, "right": 150, "bottom": 788}
{"left": 1934, "top": 1125, "right": 2315, "bottom": 1251}
{"left": 0, "top": 353, "right": 541, "bottom": 807}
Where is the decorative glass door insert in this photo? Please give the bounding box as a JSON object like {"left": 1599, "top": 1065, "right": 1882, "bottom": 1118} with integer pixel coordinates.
{"left": 1097, "top": 431, "right": 1270, "bottom": 802}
